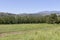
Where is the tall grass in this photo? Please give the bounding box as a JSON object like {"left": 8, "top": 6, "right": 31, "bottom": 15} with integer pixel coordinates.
{"left": 0, "top": 24, "right": 60, "bottom": 40}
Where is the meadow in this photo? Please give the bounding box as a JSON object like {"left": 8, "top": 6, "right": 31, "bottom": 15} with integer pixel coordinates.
{"left": 0, "top": 24, "right": 60, "bottom": 40}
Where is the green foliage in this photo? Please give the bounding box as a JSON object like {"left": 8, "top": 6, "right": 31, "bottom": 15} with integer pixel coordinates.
{"left": 46, "top": 14, "right": 58, "bottom": 24}
{"left": 0, "top": 13, "right": 59, "bottom": 24}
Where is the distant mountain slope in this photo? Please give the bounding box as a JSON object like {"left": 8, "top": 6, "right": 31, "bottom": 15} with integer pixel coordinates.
{"left": 0, "top": 12, "right": 16, "bottom": 16}
{"left": 18, "top": 11, "right": 60, "bottom": 16}
{"left": 0, "top": 11, "right": 60, "bottom": 16}
{"left": 34, "top": 11, "right": 60, "bottom": 15}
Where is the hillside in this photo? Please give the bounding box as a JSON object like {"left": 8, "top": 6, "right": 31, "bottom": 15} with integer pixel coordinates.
{"left": 0, "top": 11, "right": 60, "bottom": 16}
{"left": 0, "top": 12, "right": 16, "bottom": 16}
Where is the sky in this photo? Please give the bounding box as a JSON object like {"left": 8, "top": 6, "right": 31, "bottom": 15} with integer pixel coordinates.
{"left": 0, "top": 0, "right": 60, "bottom": 14}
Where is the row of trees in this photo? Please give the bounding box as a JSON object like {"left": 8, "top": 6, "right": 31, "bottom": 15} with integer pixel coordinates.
{"left": 0, "top": 13, "right": 60, "bottom": 24}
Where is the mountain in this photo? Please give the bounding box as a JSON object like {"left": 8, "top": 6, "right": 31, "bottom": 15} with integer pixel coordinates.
{"left": 18, "top": 11, "right": 60, "bottom": 16}
{"left": 34, "top": 11, "right": 60, "bottom": 15}
{"left": 0, "top": 12, "right": 16, "bottom": 16}
{"left": 0, "top": 11, "right": 60, "bottom": 16}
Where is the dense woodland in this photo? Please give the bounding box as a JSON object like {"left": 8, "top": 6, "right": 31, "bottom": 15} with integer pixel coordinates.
{"left": 0, "top": 12, "right": 60, "bottom": 24}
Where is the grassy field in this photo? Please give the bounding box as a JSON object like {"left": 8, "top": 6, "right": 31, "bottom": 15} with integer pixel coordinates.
{"left": 0, "top": 24, "right": 60, "bottom": 40}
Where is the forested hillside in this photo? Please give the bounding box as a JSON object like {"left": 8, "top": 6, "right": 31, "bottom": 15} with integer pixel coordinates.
{"left": 0, "top": 11, "right": 60, "bottom": 24}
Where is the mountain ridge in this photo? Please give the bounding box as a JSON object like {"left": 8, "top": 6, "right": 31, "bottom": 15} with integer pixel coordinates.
{"left": 0, "top": 11, "right": 60, "bottom": 16}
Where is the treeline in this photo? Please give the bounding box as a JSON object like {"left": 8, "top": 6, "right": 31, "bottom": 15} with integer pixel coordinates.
{"left": 0, "top": 13, "right": 60, "bottom": 24}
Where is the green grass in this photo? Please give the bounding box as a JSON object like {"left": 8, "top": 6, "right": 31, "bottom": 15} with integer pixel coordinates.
{"left": 0, "top": 24, "right": 60, "bottom": 40}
